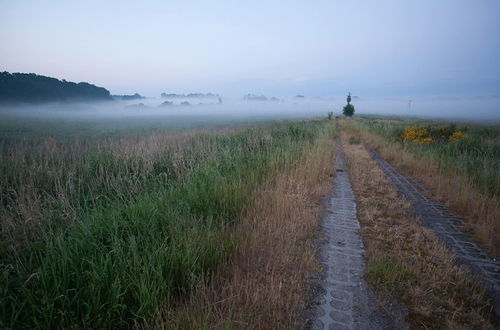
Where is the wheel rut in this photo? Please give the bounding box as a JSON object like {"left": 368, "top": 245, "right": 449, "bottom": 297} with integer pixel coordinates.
{"left": 367, "top": 145, "right": 500, "bottom": 320}
{"left": 309, "top": 141, "right": 405, "bottom": 330}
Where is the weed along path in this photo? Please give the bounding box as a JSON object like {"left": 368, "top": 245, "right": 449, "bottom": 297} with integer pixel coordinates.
{"left": 309, "top": 141, "right": 404, "bottom": 330}
{"left": 368, "top": 146, "right": 500, "bottom": 318}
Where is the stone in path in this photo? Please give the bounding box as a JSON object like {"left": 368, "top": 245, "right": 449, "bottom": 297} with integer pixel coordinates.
{"left": 308, "top": 142, "right": 407, "bottom": 330}
{"left": 368, "top": 146, "right": 500, "bottom": 319}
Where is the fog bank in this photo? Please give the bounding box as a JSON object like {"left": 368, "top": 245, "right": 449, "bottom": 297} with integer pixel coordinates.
{"left": 1, "top": 94, "right": 499, "bottom": 123}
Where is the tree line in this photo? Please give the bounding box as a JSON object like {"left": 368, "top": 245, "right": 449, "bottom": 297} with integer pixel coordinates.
{"left": 0, "top": 71, "right": 112, "bottom": 103}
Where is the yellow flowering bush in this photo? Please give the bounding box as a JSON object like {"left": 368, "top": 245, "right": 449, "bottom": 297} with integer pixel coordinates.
{"left": 402, "top": 124, "right": 464, "bottom": 144}
{"left": 402, "top": 125, "right": 432, "bottom": 144}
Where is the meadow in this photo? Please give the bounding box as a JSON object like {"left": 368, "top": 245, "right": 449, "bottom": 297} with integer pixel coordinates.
{"left": 0, "top": 112, "right": 335, "bottom": 328}
{"left": 3, "top": 111, "right": 497, "bottom": 329}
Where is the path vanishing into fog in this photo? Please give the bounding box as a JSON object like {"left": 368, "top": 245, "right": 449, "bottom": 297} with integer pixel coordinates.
{"left": 309, "top": 141, "right": 406, "bottom": 330}
{"left": 368, "top": 146, "right": 500, "bottom": 320}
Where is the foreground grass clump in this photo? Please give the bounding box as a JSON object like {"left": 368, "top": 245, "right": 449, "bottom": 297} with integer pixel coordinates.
{"left": 345, "top": 116, "right": 500, "bottom": 257}
{"left": 341, "top": 129, "right": 494, "bottom": 329}
{"left": 0, "top": 117, "right": 333, "bottom": 328}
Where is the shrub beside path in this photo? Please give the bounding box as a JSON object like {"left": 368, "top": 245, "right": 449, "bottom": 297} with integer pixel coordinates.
{"left": 308, "top": 141, "right": 407, "bottom": 330}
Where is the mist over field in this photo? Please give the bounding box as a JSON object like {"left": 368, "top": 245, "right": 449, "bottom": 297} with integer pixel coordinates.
{"left": 1, "top": 95, "right": 499, "bottom": 123}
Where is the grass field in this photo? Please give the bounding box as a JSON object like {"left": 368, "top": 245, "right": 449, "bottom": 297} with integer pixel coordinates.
{"left": 164, "top": 124, "right": 336, "bottom": 329}
{"left": 0, "top": 113, "right": 335, "bottom": 328}
{"left": 2, "top": 111, "right": 497, "bottom": 329}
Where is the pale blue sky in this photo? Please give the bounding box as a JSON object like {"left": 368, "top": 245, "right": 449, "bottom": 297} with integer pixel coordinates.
{"left": 1, "top": 0, "right": 500, "bottom": 97}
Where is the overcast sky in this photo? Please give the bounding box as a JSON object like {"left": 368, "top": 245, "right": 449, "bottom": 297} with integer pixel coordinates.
{"left": 1, "top": 0, "right": 500, "bottom": 98}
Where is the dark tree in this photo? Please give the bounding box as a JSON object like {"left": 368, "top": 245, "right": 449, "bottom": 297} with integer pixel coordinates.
{"left": 343, "top": 104, "right": 355, "bottom": 117}
{"left": 0, "top": 71, "right": 112, "bottom": 103}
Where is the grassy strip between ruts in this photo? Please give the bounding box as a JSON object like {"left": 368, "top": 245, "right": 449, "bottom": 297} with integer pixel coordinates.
{"left": 1, "top": 119, "right": 334, "bottom": 328}
{"left": 343, "top": 117, "right": 500, "bottom": 258}
{"left": 156, "top": 122, "right": 336, "bottom": 329}
{"left": 341, "top": 128, "right": 494, "bottom": 329}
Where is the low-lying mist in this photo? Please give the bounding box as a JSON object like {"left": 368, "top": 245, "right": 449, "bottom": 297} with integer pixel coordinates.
{"left": 0, "top": 94, "right": 499, "bottom": 126}
{"left": 348, "top": 96, "right": 500, "bottom": 122}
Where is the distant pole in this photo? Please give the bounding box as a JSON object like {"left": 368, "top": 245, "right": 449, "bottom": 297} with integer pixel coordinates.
{"left": 408, "top": 99, "right": 412, "bottom": 110}
{"left": 347, "top": 92, "right": 351, "bottom": 105}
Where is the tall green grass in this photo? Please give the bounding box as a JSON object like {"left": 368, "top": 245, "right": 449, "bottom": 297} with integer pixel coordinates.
{"left": 0, "top": 117, "right": 334, "bottom": 328}
{"left": 349, "top": 117, "right": 500, "bottom": 198}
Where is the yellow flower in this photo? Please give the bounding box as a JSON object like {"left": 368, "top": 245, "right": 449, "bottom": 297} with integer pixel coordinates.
{"left": 403, "top": 125, "right": 430, "bottom": 143}
{"left": 450, "top": 131, "right": 464, "bottom": 142}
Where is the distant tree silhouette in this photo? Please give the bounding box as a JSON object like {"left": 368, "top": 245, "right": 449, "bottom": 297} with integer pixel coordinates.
{"left": 160, "top": 92, "right": 220, "bottom": 98}
{"left": 343, "top": 104, "right": 355, "bottom": 117}
{"left": 0, "top": 71, "right": 112, "bottom": 103}
{"left": 243, "top": 94, "right": 268, "bottom": 101}
{"left": 159, "top": 101, "right": 173, "bottom": 107}
{"left": 113, "top": 93, "right": 144, "bottom": 101}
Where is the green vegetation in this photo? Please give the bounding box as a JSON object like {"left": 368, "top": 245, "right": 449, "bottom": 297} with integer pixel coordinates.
{"left": 349, "top": 116, "right": 500, "bottom": 198}
{"left": 0, "top": 114, "right": 334, "bottom": 328}
{"left": 343, "top": 104, "right": 355, "bottom": 117}
{"left": 0, "top": 71, "right": 112, "bottom": 103}
{"left": 366, "top": 256, "right": 414, "bottom": 295}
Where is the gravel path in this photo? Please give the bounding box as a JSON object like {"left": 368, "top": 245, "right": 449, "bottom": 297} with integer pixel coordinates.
{"left": 308, "top": 141, "right": 406, "bottom": 330}
{"left": 367, "top": 146, "right": 500, "bottom": 319}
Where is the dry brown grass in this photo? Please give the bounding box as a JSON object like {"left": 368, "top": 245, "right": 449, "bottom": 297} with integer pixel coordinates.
{"left": 343, "top": 121, "right": 500, "bottom": 258}
{"left": 341, "top": 130, "right": 494, "bottom": 329}
{"left": 155, "top": 130, "right": 336, "bottom": 329}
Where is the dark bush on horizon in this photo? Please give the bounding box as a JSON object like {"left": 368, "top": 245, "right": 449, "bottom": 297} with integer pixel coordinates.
{"left": 343, "top": 104, "right": 355, "bottom": 117}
